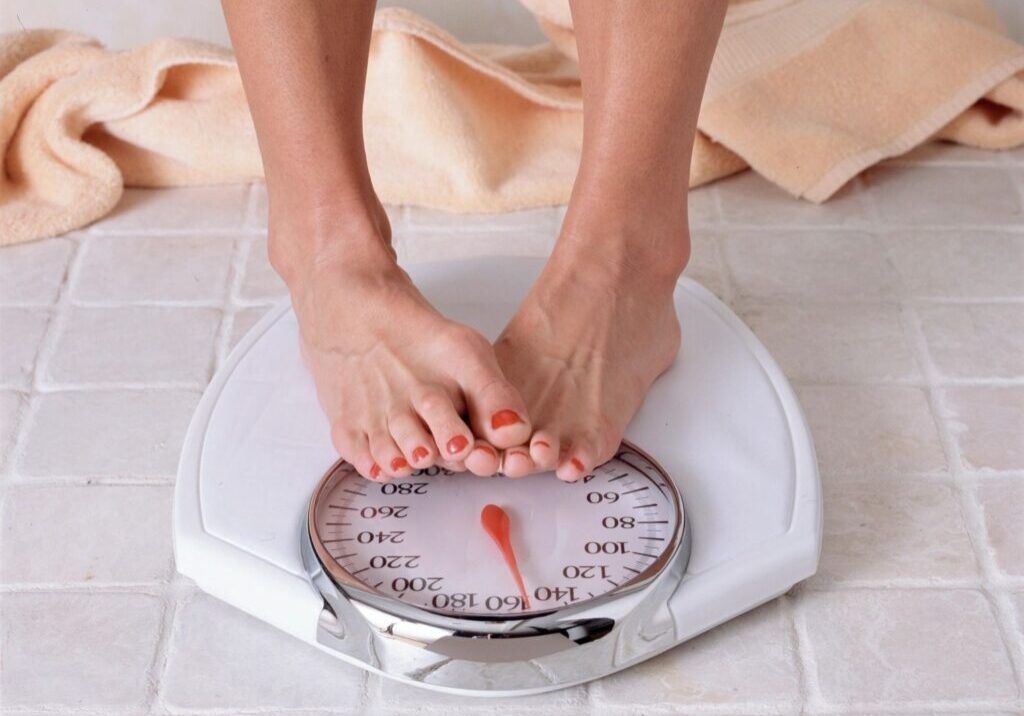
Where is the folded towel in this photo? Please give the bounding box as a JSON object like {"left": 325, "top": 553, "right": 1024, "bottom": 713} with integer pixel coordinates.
{"left": 1, "top": 0, "right": 1022, "bottom": 246}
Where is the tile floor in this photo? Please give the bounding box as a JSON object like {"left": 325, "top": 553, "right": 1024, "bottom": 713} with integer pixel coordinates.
{"left": 1, "top": 144, "right": 1023, "bottom": 715}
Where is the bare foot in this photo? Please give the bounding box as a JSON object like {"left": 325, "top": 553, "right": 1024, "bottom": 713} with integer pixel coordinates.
{"left": 274, "top": 211, "right": 532, "bottom": 480}
{"left": 494, "top": 231, "right": 684, "bottom": 481}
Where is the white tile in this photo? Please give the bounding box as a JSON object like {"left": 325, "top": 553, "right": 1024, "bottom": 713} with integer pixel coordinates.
{"left": 1, "top": 592, "right": 163, "bottom": 709}
{"left": 919, "top": 304, "right": 1024, "bottom": 380}
{"left": 864, "top": 165, "right": 1022, "bottom": 226}
{"left": 395, "top": 227, "right": 557, "bottom": 264}
{"left": 0, "top": 391, "right": 26, "bottom": 473}
{"left": 368, "top": 673, "right": 588, "bottom": 713}
{"left": 162, "top": 593, "right": 363, "bottom": 710}
{"left": 800, "top": 589, "right": 1017, "bottom": 703}
{"left": 90, "top": 186, "right": 248, "bottom": 234}
{"left": 228, "top": 305, "right": 273, "bottom": 350}
{"left": 718, "top": 171, "right": 873, "bottom": 227}
{"left": 742, "top": 303, "right": 920, "bottom": 383}
{"left": 42, "top": 306, "right": 219, "bottom": 386}
{"left": 1012, "top": 591, "right": 1024, "bottom": 640}
{"left": 945, "top": 387, "right": 1024, "bottom": 472}
{"left": 402, "top": 205, "right": 560, "bottom": 234}
{"left": 1, "top": 485, "right": 173, "bottom": 584}
{"left": 594, "top": 600, "right": 799, "bottom": 707}
{"left": 0, "top": 308, "right": 51, "bottom": 388}
{"left": 73, "top": 234, "right": 235, "bottom": 303}
{"left": 20, "top": 390, "right": 199, "bottom": 478}
{"left": 814, "top": 480, "right": 978, "bottom": 584}
{"left": 0, "top": 237, "right": 73, "bottom": 304}
{"left": 885, "top": 230, "right": 1024, "bottom": 299}
{"left": 721, "top": 231, "right": 902, "bottom": 302}
{"left": 687, "top": 184, "right": 719, "bottom": 226}
{"left": 798, "top": 386, "right": 947, "bottom": 476}
{"left": 975, "top": 479, "right": 1024, "bottom": 578}
{"left": 239, "top": 239, "right": 287, "bottom": 302}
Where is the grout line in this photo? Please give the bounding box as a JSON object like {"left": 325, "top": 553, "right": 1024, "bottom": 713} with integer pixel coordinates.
{"left": 903, "top": 304, "right": 1024, "bottom": 695}
{"left": 787, "top": 588, "right": 826, "bottom": 711}
{"left": 214, "top": 237, "right": 254, "bottom": 369}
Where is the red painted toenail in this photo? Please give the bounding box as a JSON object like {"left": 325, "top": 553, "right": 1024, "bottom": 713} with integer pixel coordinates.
{"left": 391, "top": 457, "right": 408, "bottom": 471}
{"left": 412, "top": 446, "right": 429, "bottom": 463}
{"left": 570, "top": 458, "right": 585, "bottom": 472}
{"left": 491, "top": 410, "right": 523, "bottom": 430}
{"left": 370, "top": 464, "right": 381, "bottom": 479}
{"left": 447, "top": 435, "right": 469, "bottom": 454}
{"left": 535, "top": 440, "right": 551, "bottom": 449}
{"left": 474, "top": 444, "right": 497, "bottom": 457}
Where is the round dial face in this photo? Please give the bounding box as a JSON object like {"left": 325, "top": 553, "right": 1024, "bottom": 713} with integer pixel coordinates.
{"left": 309, "top": 444, "right": 682, "bottom": 618}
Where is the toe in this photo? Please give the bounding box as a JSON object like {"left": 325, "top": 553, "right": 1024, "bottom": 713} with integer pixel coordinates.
{"left": 555, "top": 438, "right": 598, "bottom": 482}
{"left": 388, "top": 411, "right": 436, "bottom": 470}
{"left": 411, "top": 387, "right": 475, "bottom": 461}
{"left": 501, "top": 446, "right": 535, "bottom": 478}
{"left": 368, "top": 429, "right": 413, "bottom": 479}
{"left": 464, "top": 440, "right": 500, "bottom": 476}
{"left": 457, "top": 348, "right": 532, "bottom": 449}
{"left": 528, "top": 430, "right": 559, "bottom": 472}
{"left": 331, "top": 425, "right": 379, "bottom": 481}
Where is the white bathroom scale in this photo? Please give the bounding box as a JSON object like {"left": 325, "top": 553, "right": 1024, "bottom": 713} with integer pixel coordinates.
{"left": 173, "top": 256, "right": 821, "bottom": 697}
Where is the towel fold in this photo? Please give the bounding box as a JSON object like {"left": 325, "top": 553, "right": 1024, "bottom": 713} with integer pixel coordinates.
{"left": 1, "top": 0, "right": 1023, "bottom": 246}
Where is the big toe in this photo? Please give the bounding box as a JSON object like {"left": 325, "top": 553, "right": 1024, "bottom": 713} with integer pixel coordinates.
{"left": 463, "top": 369, "right": 532, "bottom": 448}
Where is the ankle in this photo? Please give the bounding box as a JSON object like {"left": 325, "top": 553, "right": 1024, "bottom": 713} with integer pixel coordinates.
{"left": 556, "top": 209, "right": 692, "bottom": 289}
{"left": 267, "top": 199, "right": 393, "bottom": 287}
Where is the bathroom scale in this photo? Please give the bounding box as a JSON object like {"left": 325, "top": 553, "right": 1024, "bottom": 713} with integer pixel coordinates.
{"left": 173, "top": 256, "right": 821, "bottom": 696}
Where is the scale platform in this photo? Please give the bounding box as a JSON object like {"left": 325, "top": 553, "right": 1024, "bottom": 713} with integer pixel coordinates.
{"left": 173, "top": 256, "right": 821, "bottom": 695}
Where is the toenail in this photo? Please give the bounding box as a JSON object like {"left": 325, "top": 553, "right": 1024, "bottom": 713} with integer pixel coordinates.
{"left": 534, "top": 440, "right": 551, "bottom": 449}
{"left": 370, "top": 464, "right": 381, "bottom": 479}
{"left": 473, "top": 444, "right": 497, "bottom": 457}
{"left": 491, "top": 410, "right": 524, "bottom": 430}
{"left": 391, "top": 457, "right": 408, "bottom": 471}
{"left": 570, "top": 458, "right": 585, "bottom": 472}
{"left": 412, "top": 446, "right": 429, "bottom": 463}
{"left": 446, "top": 435, "right": 469, "bottom": 455}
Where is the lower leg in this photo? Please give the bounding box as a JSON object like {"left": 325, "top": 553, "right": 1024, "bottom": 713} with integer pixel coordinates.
{"left": 496, "top": 0, "right": 726, "bottom": 480}
{"left": 224, "top": 1, "right": 531, "bottom": 480}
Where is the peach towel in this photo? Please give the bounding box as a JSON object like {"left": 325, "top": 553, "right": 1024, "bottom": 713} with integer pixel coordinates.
{"left": 1, "top": 0, "right": 1023, "bottom": 246}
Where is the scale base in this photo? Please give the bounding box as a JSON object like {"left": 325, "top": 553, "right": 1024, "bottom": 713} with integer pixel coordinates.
{"left": 173, "top": 257, "right": 821, "bottom": 696}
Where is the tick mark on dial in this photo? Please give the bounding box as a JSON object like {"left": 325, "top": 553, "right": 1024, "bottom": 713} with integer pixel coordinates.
{"left": 606, "top": 578, "right": 620, "bottom": 587}
{"left": 632, "top": 552, "right": 659, "bottom": 559}
{"left": 639, "top": 536, "right": 665, "bottom": 541}
{"left": 624, "top": 566, "right": 641, "bottom": 574}
{"left": 632, "top": 503, "right": 657, "bottom": 509}
{"left": 622, "top": 486, "right": 649, "bottom": 495}
{"left": 608, "top": 473, "right": 630, "bottom": 482}
{"left": 638, "top": 520, "right": 668, "bottom": 524}
{"left": 373, "top": 580, "right": 384, "bottom": 589}
{"left": 342, "top": 488, "right": 366, "bottom": 496}
{"left": 351, "top": 566, "right": 369, "bottom": 575}
{"left": 328, "top": 504, "right": 357, "bottom": 511}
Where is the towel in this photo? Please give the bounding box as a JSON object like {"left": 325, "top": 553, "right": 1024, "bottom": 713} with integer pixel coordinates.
{"left": 1, "top": 0, "right": 1023, "bottom": 246}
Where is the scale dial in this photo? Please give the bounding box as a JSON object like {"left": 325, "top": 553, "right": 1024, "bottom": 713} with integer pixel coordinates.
{"left": 309, "top": 443, "right": 683, "bottom": 619}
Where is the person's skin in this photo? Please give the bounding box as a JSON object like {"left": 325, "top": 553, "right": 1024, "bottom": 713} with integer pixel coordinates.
{"left": 495, "top": 0, "right": 727, "bottom": 480}
{"left": 222, "top": 0, "right": 726, "bottom": 482}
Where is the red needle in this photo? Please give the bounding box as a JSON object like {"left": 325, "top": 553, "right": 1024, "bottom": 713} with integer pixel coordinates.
{"left": 480, "top": 504, "right": 531, "bottom": 610}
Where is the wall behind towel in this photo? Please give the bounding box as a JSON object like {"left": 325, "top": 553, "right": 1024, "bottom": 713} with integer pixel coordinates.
{"left": 0, "top": 0, "right": 547, "bottom": 47}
